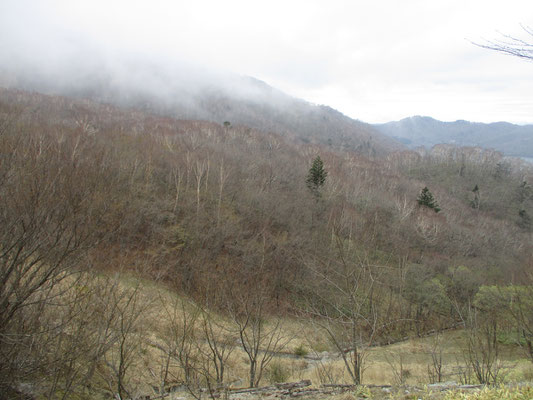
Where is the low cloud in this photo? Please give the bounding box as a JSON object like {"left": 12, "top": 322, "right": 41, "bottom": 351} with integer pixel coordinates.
{"left": 1, "top": 0, "right": 532, "bottom": 123}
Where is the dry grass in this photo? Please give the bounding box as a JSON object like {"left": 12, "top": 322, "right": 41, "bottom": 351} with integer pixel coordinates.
{"left": 62, "top": 273, "right": 532, "bottom": 398}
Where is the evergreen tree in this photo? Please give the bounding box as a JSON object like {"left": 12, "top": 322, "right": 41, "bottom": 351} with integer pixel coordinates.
{"left": 306, "top": 156, "right": 327, "bottom": 196}
{"left": 417, "top": 187, "right": 440, "bottom": 212}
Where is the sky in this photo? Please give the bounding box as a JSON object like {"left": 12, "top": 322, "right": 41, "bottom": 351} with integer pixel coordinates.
{"left": 1, "top": 0, "right": 533, "bottom": 124}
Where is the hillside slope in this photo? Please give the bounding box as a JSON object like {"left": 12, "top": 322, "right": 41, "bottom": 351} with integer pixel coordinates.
{"left": 2, "top": 88, "right": 533, "bottom": 398}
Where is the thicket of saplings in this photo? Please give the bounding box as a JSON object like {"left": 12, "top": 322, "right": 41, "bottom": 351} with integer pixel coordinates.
{"left": 1, "top": 89, "right": 532, "bottom": 399}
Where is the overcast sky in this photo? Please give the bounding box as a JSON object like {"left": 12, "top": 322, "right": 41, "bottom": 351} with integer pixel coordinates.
{"left": 1, "top": 0, "right": 533, "bottom": 124}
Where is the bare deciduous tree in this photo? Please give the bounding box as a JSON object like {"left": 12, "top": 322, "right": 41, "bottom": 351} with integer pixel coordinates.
{"left": 101, "top": 281, "right": 148, "bottom": 400}
{"left": 0, "top": 122, "right": 110, "bottom": 394}
{"left": 227, "top": 284, "right": 289, "bottom": 388}
{"left": 199, "top": 308, "right": 234, "bottom": 388}
{"left": 156, "top": 294, "right": 213, "bottom": 399}
{"left": 459, "top": 300, "right": 506, "bottom": 385}
{"left": 304, "top": 237, "right": 383, "bottom": 385}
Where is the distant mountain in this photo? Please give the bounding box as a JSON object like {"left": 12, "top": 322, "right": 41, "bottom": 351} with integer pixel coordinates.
{"left": 0, "top": 63, "right": 403, "bottom": 156}
{"left": 374, "top": 116, "right": 533, "bottom": 157}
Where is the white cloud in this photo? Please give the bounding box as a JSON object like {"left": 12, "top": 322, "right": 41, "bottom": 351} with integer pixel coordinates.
{"left": 1, "top": 0, "right": 532, "bottom": 123}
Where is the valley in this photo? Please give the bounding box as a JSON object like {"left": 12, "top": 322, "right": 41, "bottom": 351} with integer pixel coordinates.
{"left": 1, "top": 86, "right": 532, "bottom": 399}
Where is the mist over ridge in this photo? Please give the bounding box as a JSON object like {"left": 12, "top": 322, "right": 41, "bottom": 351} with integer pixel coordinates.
{"left": 0, "top": 54, "right": 403, "bottom": 156}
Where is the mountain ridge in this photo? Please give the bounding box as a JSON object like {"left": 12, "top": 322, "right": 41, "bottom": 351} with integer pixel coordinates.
{"left": 374, "top": 115, "right": 533, "bottom": 157}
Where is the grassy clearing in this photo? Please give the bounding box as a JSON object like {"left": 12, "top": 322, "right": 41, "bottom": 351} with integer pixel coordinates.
{"left": 46, "top": 273, "right": 531, "bottom": 399}
{"left": 248, "top": 328, "right": 533, "bottom": 387}
{"left": 299, "top": 329, "right": 532, "bottom": 386}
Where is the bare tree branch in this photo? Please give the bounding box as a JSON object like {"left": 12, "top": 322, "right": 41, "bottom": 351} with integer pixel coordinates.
{"left": 472, "top": 25, "right": 533, "bottom": 61}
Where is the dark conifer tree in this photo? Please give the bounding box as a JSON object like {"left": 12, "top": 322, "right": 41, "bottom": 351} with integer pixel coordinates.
{"left": 417, "top": 187, "right": 440, "bottom": 213}
{"left": 306, "top": 156, "right": 327, "bottom": 197}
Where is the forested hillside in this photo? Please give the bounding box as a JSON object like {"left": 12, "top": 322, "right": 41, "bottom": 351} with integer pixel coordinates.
{"left": 1, "top": 88, "right": 532, "bottom": 399}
